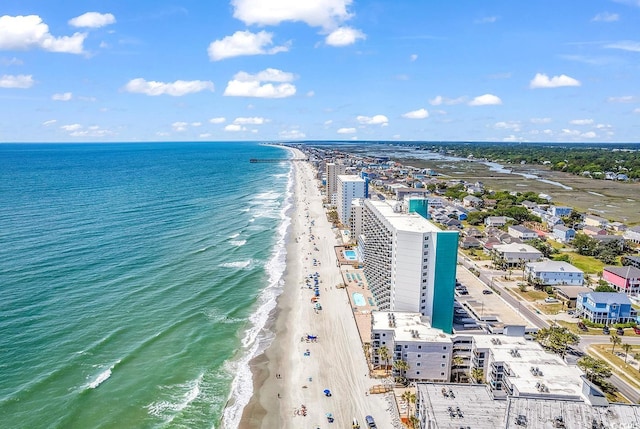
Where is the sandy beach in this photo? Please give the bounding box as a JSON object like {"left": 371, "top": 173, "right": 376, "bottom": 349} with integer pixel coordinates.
{"left": 238, "top": 149, "right": 397, "bottom": 429}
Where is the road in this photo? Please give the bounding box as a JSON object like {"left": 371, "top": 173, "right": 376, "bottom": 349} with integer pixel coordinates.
{"left": 459, "top": 252, "right": 640, "bottom": 403}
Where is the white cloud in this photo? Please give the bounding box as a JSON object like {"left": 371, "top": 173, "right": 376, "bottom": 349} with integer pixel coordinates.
{"left": 337, "top": 127, "right": 356, "bottom": 134}
{"left": 225, "top": 124, "right": 246, "bottom": 132}
{"left": 68, "top": 12, "right": 116, "bottom": 28}
{"left": 357, "top": 114, "right": 389, "bottom": 125}
{"left": 581, "top": 131, "right": 597, "bottom": 138}
{"left": 530, "top": 117, "right": 552, "bottom": 124}
{"left": 410, "top": 54, "right": 418, "bottom": 62}
{"left": 199, "top": 133, "right": 212, "bottom": 138}
{"left": 605, "top": 40, "right": 640, "bottom": 52}
{"left": 0, "top": 56, "right": 23, "bottom": 66}
{"left": 429, "top": 95, "right": 466, "bottom": 106}
{"left": 234, "top": 68, "right": 296, "bottom": 82}
{"left": 634, "top": 108, "right": 640, "bottom": 114}
{"left": 494, "top": 121, "right": 521, "bottom": 131}
{"left": 324, "top": 119, "right": 333, "bottom": 126}
{"left": 503, "top": 135, "right": 520, "bottom": 142}
{"left": 209, "top": 117, "right": 226, "bottom": 124}
{"left": 0, "top": 74, "right": 34, "bottom": 88}
{"left": 208, "top": 30, "right": 289, "bottom": 61}
{"left": 42, "top": 119, "right": 57, "bottom": 126}
{"left": 0, "top": 15, "right": 86, "bottom": 54}
{"left": 591, "top": 12, "right": 619, "bottom": 22}
{"left": 172, "top": 121, "right": 188, "bottom": 132}
{"left": 68, "top": 126, "right": 113, "bottom": 138}
{"left": 224, "top": 68, "right": 296, "bottom": 98}
{"left": 52, "top": 92, "right": 72, "bottom": 101}
{"left": 529, "top": 73, "right": 581, "bottom": 89}
{"left": 325, "top": 26, "right": 365, "bottom": 46}
{"left": 569, "top": 119, "right": 594, "bottom": 125}
{"left": 402, "top": 108, "right": 429, "bottom": 119}
{"left": 124, "top": 78, "right": 214, "bottom": 96}
{"left": 468, "top": 94, "right": 502, "bottom": 106}
{"left": 231, "top": 0, "right": 354, "bottom": 29}
{"left": 234, "top": 117, "right": 267, "bottom": 125}
{"left": 607, "top": 95, "right": 637, "bottom": 103}
{"left": 475, "top": 16, "right": 499, "bottom": 24}
{"left": 279, "top": 129, "right": 306, "bottom": 139}
{"left": 596, "top": 123, "right": 613, "bottom": 130}
{"left": 191, "top": 122, "right": 202, "bottom": 127}
{"left": 60, "top": 123, "right": 82, "bottom": 131}
{"left": 306, "top": 90, "right": 315, "bottom": 97}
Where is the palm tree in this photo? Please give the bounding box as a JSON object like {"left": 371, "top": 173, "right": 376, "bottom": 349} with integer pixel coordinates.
{"left": 409, "top": 415, "right": 420, "bottom": 429}
{"left": 393, "top": 359, "right": 409, "bottom": 381}
{"left": 402, "top": 390, "right": 417, "bottom": 417}
{"left": 451, "top": 356, "right": 464, "bottom": 382}
{"left": 610, "top": 334, "right": 621, "bottom": 354}
{"left": 378, "top": 346, "right": 391, "bottom": 375}
{"left": 622, "top": 343, "right": 632, "bottom": 363}
{"left": 470, "top": 368, "right": 484, "bottom": 383}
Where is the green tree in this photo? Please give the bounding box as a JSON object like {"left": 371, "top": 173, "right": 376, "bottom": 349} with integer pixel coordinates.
{"left": 610, "top": 334, "right": 622, "bottom": 354}
{"left": 470, "top": 368, "right": 484, "bottom": 383}
{"left": 595, "top": 284, "right": 616, "bottom": 292}
{"left": 402, "top": 390, "right": 416, "bottom": 417}
{"left": 378, "top": 346, "right": 391, "bottom": 374}
{"left": 622, "top": 343, "right": 632, "bottom": 363}
{"left": 393, "top": 359, "right": 410, "bottom": 380}
{"left": 451, "top": 356, "right": 465, "bottom": 383}
{"left": 534, "top": 326, "right": 579, "bottom": 357}
{"left": 578, "top": 356, "right": 612, "bottom": 384}
{"left": 573, "top": 233, "right": 596, "bottom": 256}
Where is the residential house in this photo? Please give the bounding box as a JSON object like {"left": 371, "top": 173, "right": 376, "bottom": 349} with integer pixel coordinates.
{"left": 508, "top": 225, "right": 538, "bottom": 241}
{"left": 460, "top": 237, "right": 482, "bottom": 249}
{"left": 582, "top": 225, "right": 608, "bottom": 237}
{"left": 608, "top": 222, "right": 627, "bottom": 232}
{"left": 623, "top": 226, "right": 640, "bottom": 244}
{"left": 546, "top": 216, "right": 564, "bottom": 230}
{"left": 576, "top": 292, "right": 637, "bottom": 325}
{"left": 584, "top": 214, "right": 609, "bottom": 229}
{"left": 602, "top": 266, "right": 640, "bottom": 295}
{"left": 549, "top": 206, "right": 573, "bottom": 217}
{"left": 591, "top": 235, "right": 625, "bottom": 251}
{"left": 524, "top": 261, "right": 584, "bottom": 286}
{"left": 553, "top": 225, "right": 576, "bottom": 243}
{"left": 462, "top": 195, "right": 483, "bottom": 208}
{"left": 521, "top": 200, "right": 538, "bottom": 210}
{"left": 492, "top": 243, "right": 543, "bottom": 268}
{"left": 622, "top": 255, "right": 640, "bottom": 269}
{"left": 554, "top": 286, "right": 593, "bottom": 309}
{"left": 485, "top": 216, "right": 509, "bottom": 227}
{"left": 463, "top": 227, "right": 483, "bottom": 238}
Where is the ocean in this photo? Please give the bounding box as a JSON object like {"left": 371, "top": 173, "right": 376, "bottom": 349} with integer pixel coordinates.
{"left": 0, "top": 142, "right": 292, "bottom": 429}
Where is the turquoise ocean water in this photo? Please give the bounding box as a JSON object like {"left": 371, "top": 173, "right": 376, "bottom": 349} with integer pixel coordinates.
{"left": 0, "top": 142, "right": 292, "bottom": 429}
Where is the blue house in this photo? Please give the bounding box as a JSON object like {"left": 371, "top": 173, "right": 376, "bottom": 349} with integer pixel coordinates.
{"left": 549, "top": 206, "right": 573, "bottom": 217}
{"left": 553, "top": 225, "right": 576, "bottom": 243}
{"left": 576, "top": 292, "right": 637, "bottom": 325}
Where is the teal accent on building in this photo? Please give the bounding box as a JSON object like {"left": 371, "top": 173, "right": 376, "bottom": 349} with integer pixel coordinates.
{"left": 408, "top": 198, "right": 429, "bottom": 219}
{"left": 432, "top": 231, "right": 458, "bottom": 333}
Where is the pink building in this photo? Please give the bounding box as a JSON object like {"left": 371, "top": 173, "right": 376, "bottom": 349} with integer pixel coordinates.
{"left": 603, "top": 266, "right": 640, "bottom": 296}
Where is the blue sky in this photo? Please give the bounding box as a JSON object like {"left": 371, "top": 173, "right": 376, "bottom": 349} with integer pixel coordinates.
{"left": 1, "top": 0, "right": 639, "bottom": 143}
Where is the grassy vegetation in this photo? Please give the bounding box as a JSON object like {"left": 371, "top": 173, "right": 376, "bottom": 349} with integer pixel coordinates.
{"left": 534, "top": 302, "right": 564, "bottom": 315}
{"left": 592, "top": 344, "right": 640, "bottom": 392}
{"left": 556, "top": 320, "right": 604, "bottom": 336}
{"left": 509, "top": 288, "right": 547, "bottom": 302}
{"left": 553, "top": 252, "right": 606, "bottom": 274}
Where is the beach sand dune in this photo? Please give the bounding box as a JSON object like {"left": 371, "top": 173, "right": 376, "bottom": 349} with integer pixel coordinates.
{"left": 238, "top": 149, "right": 397, "bottom": 428}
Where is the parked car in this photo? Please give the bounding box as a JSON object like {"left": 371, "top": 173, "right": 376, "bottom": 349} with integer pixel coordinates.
{"left": 634, "top": 326, "right": 640, "bottom": 335}
{"left": 577, "top": 322, "right": 588, "bottom": 332}
{"left": 365, "top": 415, "right": 377, "bottom": 428}
{"left": 544, "top": 297, "right": 559, "bottom": 303}
{"left": 482, "top": 289, "right": 493, "bottom": 295}
{"left": 603, "top": 326, "right": 610, "bottom": 335}
{"left": 616, "top": 327, "right": 625, "bottom": 336}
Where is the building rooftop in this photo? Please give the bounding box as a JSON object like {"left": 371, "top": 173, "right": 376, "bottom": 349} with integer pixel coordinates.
{"left": 580, "top": 292, "right": 633, "bottom": 306}
{"left": 604, "top": 265, "right": 640, "bottom": 279}
{"left": 493, "top": 243, "right": 542, "bottom": 254}
{"left": 337, "top": 174, "right": 365, "bottom": 182}
{"left": 418, "top": 383, "right": 507, "bottom": 429}
{"left": 367, "top": 199, "right": 443, "bottom": 233}
{"left": 371, "top": 311, "right": 451, "bottom": 343}
{"left": 526, "top": 260, "right": 583, "bottom": 273}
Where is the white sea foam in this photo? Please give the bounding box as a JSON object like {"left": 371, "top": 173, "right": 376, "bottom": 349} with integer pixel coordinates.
{"left": 219, "top": 260, "right": 252, "bottom": 269}
{"left": 220, "top": 155, "right": 294, "bottom": 429}
{"left": 87, "top": 360, "right": 120, "bottom": 389}
{"left": 229, "top": 240, "right": 246, "bottom": 247}
{"left": 147, "top": 373, "right": 204, "bottom": 424}
{"left": 229, "top": 233, "right": 240, "bottom": 238}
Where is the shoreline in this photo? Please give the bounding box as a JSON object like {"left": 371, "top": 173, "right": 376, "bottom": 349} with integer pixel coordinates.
{"left": 236, "top": 146, "right": 397, "bottom": 429}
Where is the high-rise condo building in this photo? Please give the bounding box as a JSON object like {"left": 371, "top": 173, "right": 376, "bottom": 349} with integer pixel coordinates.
{"left": 362, "top": 199, "right": 458, "bottom": 333}
{"left": 336, "top": 174, "right": 366, "bottom": 226}
{"left": 325, "top": 162, "right": 348, "bottom": 205}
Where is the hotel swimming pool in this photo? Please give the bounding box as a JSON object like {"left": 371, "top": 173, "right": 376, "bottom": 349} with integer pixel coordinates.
{"left": 352, "top": 292, "right": 366, "bottom": 306}
{"left": 344, "top": 250, "right": 358, "bottom": 260}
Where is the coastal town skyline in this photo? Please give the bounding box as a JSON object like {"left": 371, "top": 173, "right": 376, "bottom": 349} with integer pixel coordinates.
{"left": 1, "top": 0, "right": 640, "bottom": 143}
